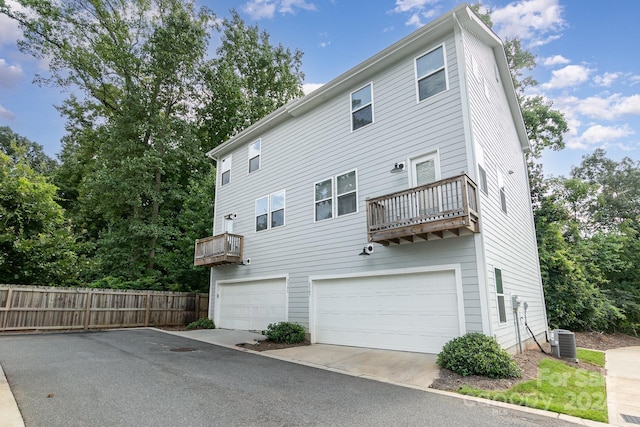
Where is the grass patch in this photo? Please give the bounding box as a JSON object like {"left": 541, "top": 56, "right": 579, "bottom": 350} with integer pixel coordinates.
{"left": 577, "top": 348, "right": 605, "bottom": 367}
{"left": 460, "top": 359, "right": 607, "bottom": 423}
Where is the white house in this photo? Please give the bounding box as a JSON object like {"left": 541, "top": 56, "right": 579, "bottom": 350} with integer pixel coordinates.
{"left": 195, "top": 3, "right": 549, "bottom": 354}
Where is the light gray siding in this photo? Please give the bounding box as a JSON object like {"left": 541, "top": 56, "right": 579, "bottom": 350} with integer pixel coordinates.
{"left": 461, "top": 26, "right": 547, "bottom": 350}
{"left": 210, "top": 30, "right": 483, "bottom": 333}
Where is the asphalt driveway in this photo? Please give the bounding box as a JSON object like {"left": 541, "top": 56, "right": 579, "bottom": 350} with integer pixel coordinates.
{"left": 0, "top": 329, "right": 576, "bottom": 426}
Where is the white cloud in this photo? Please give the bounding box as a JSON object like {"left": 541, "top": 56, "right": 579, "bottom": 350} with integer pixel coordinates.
{"left": 557, "top": 93, "right": 640, "bottom": 121}
{"left": 542, "top": 64, "right": 592, "bottom": 90}
{"left": 302, "top": 83, "right": 323, "bottom": 94}
{"left": 279, "top": 0, "right": 316, "bottom": 14}
{"left": 242, "top": 0, "right": 316, "bottom": 20}
{"left": 391, "top": 0, "right": 440, "bottom": 27}
{"left": 593, "top": 72, "right": 620, "bottom": 87}
{"left": 542, "top": 55, "right": 570, "bottom": 67}
{"left": 0, "top": 1, "right": 24, "bottom": 45}
{"left": 567, "top": 124, "right": 634, "bottom": 150}
{"left": 0, "top": 59, "right": 23, "bottom": 89}
{"left": 491, "top": 0, "right": 565, "bottom": 46}
{"left": 0, "top": 104, "right": 15, "bottom": 120}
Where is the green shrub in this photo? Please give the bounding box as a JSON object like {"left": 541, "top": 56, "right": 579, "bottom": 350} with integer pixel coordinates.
{"left": 437, "top": 332, "right": 521, "bottom": 379}
{"left": 186, "top": 318, "right": 215, "bottom": 330}
{"left": 265, "top": 321, "right": 306, "bottom": 344}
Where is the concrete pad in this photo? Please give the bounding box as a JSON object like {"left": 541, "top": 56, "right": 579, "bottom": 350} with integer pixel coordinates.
{"left": 266, "top": 344, "right": 440, "bottom": 388}
{"left": 0, "top": 363, "right": 24, "bottom": 427}
{"left": 606, "top": 346, "right": 640, "bottom": 426}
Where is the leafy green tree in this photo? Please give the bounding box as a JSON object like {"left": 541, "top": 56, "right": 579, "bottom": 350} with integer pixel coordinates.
{"left": 0, "top": 126, "right": 57, "bottom": 175}
{"left": 198, "top": 10, "right": 304, "bottom": 149}
{"left": 2, "top": 0, "right": 305, "bottom": 290}
{"left": 0, "top": 150, "right": 79, "bottom": 285}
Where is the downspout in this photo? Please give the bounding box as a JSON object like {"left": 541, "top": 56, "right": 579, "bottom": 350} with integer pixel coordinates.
{"left": 206, "top": 152, "right": 219, "bottom": 320}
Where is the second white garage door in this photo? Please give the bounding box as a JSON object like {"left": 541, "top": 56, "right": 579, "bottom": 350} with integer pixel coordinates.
{"left": 216, "top": 278, "right": 287, "bottom": 331}
{"left": 312, "top": 270, "right": 463, "bottom": 354}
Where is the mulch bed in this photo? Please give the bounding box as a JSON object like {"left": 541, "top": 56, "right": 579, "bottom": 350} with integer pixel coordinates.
{"left": 430, "top": 331, "right": 640, "bottom": 392}
{"left": 237, "top": 339, "right": 311, "bottom": 351}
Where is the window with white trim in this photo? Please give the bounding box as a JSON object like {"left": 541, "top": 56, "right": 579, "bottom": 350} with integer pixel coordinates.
{"left": 351, "top": 83, "right": 373, "bottom": 131}
{"left": 220, "top": 155, "right": 231, "bottom": 186}
{"left": 255, "top": 190, "right": 285, "bottom": 232}
{"left": 415, "top": 45, "right": 447, "bottom": 101}
{"left": 248, "top": 139, "right": 261, "bottom": 173}
{"left": 314, "top": 170, "right": 358, "bottom": 221}
{"left": 495, "top": 268, "right": 507, "bottom": 323}
{"left": 497, "top": 171, "right": 507, "bottom": 213}
{"left": 475, "top": 142, "right": 488, "bottom": 194}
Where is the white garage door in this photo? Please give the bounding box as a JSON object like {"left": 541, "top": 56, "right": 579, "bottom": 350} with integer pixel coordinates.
{"left": 312, "top": 270, "right": 461, "bottom": 353}
{"left": 216, "top": 278, "right": 287, "bottom": 330}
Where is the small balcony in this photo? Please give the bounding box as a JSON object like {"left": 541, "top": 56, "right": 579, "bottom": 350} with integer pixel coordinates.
{"left": 194, "top": 233, "right": 243, "bottom": 267}
{"left": 366, "top": 174, "right": 480, "bottom": 246}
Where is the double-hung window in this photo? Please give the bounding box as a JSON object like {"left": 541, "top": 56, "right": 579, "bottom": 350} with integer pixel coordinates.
{"left": 415, "top": 45, "right": 447, "bottom": 101}
{"left": 351, "top": 83, "right": 373, "bottom": 131}
{"left": 497, "top": 171, "right": 507, "bottom": 213}
{"left": 315, "top": 170, "right": 358, "bottom": 221}
{"left": 220, "top": 155, "right": 232, "bottom": 186}
{"left": 256, "top": 190, "right": 285, "bottom": 232}
{"left": 495, "top": 268, "right": 507, "bottom": 323}
{"left": 248, "top": 139, "right": 261, "bottom": 173}
{"left": 475, "top": 142, "right": 488, "bottom": 194}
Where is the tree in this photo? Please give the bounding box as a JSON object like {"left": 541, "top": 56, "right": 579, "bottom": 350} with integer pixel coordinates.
{"left": 0, "top": 126, "right": 57, "bottom": 175}
{"left": 0, "top": 150, "right": 79, "bottom": 285}
{"left": 2, "top": 1, "right": 305, "bottom": 289}
{"left": 198, "top": 10, "right": 305, "bottom": 149}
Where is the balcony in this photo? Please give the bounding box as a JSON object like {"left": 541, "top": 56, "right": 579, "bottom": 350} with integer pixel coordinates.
{"left": 194, "top": 233, "right": 243, "bottom": 267}
{"left": 366, "top": 174, "right": 480, "bottom": 245}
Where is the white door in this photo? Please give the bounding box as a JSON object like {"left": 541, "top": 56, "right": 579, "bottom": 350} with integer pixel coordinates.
{"left": 312, "top": 270, "right": 462, "bottom": 353}
{"left": 216, "top": 278, "right": 287, "bottom": 330}
{"left": 411, "top": 153, "right": 441, "bottom": 216}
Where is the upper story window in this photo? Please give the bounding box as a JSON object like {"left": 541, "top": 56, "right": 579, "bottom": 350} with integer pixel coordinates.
{"left": 315, "top": 170, "right": 358, "bottom": 222}
{"left": 351, "top": 83, "right": 373, "bottom": 131}
{"left": 415, "top": 44, "right": 447, "bottom": 102}
{"left": 497, "top": 171, "right": 507, "bottom": 213}
{"left": 248, "top": 139, "right": 261, "bottom": 173}
{"left": 220, "top": 155, "right": 232, "bottom": 186}
{"left": 256, "top": 190, "right": 285, "bottom": 232}
{"left": 475, "top": 142, "right": 488, "bottom": 194}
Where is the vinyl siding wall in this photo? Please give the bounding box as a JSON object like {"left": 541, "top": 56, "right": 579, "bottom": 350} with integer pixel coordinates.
{"left": 461, "top": 25, "right": 547, "bottom": 350}
{"left": 210, "top": 30, "right": 483, "bottom": 333}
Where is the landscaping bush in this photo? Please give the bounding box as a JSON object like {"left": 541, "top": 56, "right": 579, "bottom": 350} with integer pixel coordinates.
{"left": 437, "top": 332, "right": 521, "bottom": 379}
{"left": 186, "top": 318, "right": 215, "bottom": 330}
{"left": 265, "top": 321, "right": 306, "bottom": 344}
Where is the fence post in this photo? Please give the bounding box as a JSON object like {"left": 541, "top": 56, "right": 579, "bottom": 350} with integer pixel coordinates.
{"left": 144, "top": 292, "right": 151, "bottom": 327}
{"left": 2, "top": 288, "right": 12, "bottom": 331}
{"left": 84, "top": 290, "right": 92, "bottom": 330}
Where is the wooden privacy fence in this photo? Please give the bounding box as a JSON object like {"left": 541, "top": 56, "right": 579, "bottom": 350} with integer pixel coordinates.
{"left": 0, "top": 285, "right": 209, "bottom": 332}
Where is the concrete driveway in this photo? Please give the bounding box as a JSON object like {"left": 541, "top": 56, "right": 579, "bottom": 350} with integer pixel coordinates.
{"left": 0, "top": 329, "right": 581, "bottom": 427}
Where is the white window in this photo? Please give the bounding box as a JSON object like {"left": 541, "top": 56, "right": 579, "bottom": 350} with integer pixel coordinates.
{"left": 415, "top": 44, "right": 447, "bottom": 102}
{"left": 497, "top": 171, "right": 507, "bottom": 213}
{"left": 220, "top": 155, "right": 232, "bottom": 186}
{"left": 249, "top": 139, "right": 261, "bottom": 173}
{"left": 351, "top": 83, "right": 373, "bottom": 131}
{"left": 314, "top": 170, "right": 358, "bottom": 222}
{"left": 495, "top": 268, "right": 507, "bottom": 323}
{"left": 475, "top": 142, "right": 488, "bottom": 194}
{"left": 256, "top": 190, "right": 285, "bottom": 232}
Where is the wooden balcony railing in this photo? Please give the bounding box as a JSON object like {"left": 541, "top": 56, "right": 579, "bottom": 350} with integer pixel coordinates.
{"left": 366, "top": 174, "right": 480, "bottom": 245}
{"left": 194, "top": 233, "right": 243, "bottom": 267}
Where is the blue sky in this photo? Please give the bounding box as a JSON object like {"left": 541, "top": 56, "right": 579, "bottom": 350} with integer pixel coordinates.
{"left": 1, "top": 0, "right": 639, "bottom": 177}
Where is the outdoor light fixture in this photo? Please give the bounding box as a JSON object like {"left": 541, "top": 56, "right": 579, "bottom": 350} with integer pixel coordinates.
{"left": 359, "top": 244, "right": 374, "bottom": 256}
{"left": 390, "top": 162, "right": 405, "bottom": 173}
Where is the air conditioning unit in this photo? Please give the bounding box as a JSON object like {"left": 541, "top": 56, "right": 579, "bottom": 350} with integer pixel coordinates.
{"left": 550, "top": 329, "right": 577, "bottom": 361}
